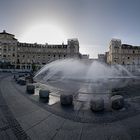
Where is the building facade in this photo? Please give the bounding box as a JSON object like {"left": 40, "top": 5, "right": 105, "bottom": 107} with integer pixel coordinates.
{"left": 107, "top": 39, "right": 140, "bottom": 65}
{"left": 0, "top": 30, "right": 80, "bottom": 70}
{"left": 98, "top": 54, "right": 106, "bottom": 63}
{"left": 81, "top": 54, "right": 89, "bottom": 59}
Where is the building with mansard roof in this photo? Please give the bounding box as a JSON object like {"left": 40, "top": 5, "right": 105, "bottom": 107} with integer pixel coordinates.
{"left": 0, "top": 30, "right": 81, "bottom": 70}
{"left": 107, "top": 39, "right": 140, "bottom": 65}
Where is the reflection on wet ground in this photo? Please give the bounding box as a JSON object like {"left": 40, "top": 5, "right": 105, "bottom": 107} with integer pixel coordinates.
{"left": 13, "top": 76, "right": 140, "bottom": 123}
{"left": 40, "top": 77, "right": 140, "bottom": 100}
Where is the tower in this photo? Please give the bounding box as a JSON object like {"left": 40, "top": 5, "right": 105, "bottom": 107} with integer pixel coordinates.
{"left": 67, "top": 38, "right": 79, "bottom": 57}
{"left": 108, "top": 39, "right": 122, "bottom": 64}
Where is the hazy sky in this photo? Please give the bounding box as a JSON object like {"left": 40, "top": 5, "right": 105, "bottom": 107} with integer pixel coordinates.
{"left": 0, "top": 0, "right": 140, "bottom": 58}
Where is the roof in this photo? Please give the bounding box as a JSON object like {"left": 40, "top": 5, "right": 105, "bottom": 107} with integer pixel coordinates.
{"left": 111, "top": 38, "right": 121, "bottom": 42}
{"left": 0, "top": 30, "right": 14, "bottom": 36}
{"left": 68, "top": 38, "right": 78, "bottom": 42}
{"left": 122, "top": 44, "right": 140, "bottom": 49}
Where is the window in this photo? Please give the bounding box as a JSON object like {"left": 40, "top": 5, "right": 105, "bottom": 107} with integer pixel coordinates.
{"left": 133, "top": 50, "right": 135, "bottom": 54}
{"left": 4, "top": 46, "right": 7, "bottom": 51}
{"left": 27, "top": 59, "right": 30, "bottom": 63}
{"left": 22, "top": 65, "right": 25, "bottom": 69}
{"left": 128, "top": 57, "right": 130, "bottom": 59}
{"left": 27, "top": 65, "right": 30, "bottom": 69}
{"left": 17, "top": 59, "right": 20, "bottom": 64}
{"left": 8, "top": 47, "right": 11, "bottom": 51}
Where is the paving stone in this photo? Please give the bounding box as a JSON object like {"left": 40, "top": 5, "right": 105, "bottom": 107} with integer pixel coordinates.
{"left": 0, "top": 131, "right": 12, "bottom": 140}
{"left": 0, "top": 74, "right": 30, "bottom": 140}
{"left": 17, "top": 109, "right": 51, "bottom": 130}
{"left": 121, "top": 114, "right": 140, "bottom": 140}
{"left": 81, "top": 123, "right": 131, "bottom": 140}
{"left": 0, "top": 74, "right": 140, "bottom": 140}
{"left": 53, "top": 120, "right": 83, "bottom": 140}
{"left": 26, "top": 114, "right": 65, "bottom": 140}
{"left": 5, "top": 129, "right": 17, "bottom": 140}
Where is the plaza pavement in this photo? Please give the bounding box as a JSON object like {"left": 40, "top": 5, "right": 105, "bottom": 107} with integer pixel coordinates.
{"left": 0, "top": 73, "right": 140, "bottom": 140}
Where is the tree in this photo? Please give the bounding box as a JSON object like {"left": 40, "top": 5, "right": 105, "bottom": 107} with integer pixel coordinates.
{"left": 32, "top": 63, "right": 37, "bottom": 72}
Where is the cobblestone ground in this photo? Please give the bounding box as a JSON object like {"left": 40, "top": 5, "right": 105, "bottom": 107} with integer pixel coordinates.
{"left": 0, "top": 73, "right": 140, "bottom": 140}
{"left": 0, "top": 74, "right": 30, "bottom": 140}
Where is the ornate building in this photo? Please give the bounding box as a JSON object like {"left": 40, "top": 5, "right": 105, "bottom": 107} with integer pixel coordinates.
{"left": 0, "top": 30, "right": 80, "bottom": 70}
{"left": 107, "top": 39, "right": 140, "bottom": 65}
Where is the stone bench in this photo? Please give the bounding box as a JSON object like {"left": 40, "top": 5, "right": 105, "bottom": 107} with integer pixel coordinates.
{"left": 17, "top": 78, "right": 26, "bottom": 85}
{"left": 111, "top": 95, "right": 124, "bottom": 110}
{"left": 60, "top": 94, "right": 73, "bottom": 106}
{"left": 26, "top": 84, "right": 35, "bottom": 94}
{"left": 14, "top": 75, "right": 19, "bottom": 81}
{"left": 90, "top": 97, "right": 104, "bottom": 112}
{"left": 39, "top": 89, "right": 50, "bottom": 98}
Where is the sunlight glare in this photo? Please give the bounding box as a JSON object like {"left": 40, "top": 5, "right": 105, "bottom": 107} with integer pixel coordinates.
{"left": 19, "top": 24, "right": 67, "bottom": 44}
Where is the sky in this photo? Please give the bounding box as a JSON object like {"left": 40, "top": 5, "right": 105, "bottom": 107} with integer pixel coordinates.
{"left": 0, "top": 0, "right": 140, "bottom": 58}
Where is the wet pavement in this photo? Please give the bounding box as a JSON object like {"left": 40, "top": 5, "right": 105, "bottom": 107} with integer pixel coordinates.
{"left": 0, "top": 74, "right": 30, "bottom": 140}
{"left": 0, "top": 73, "right": 140, "bottom": 140}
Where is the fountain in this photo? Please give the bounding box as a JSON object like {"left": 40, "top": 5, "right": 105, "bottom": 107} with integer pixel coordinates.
{"left": 34, "top": 59, "right": 140, "bottom": 110}
{"left": 15, "top": 58, "right": 140, "bottom": 122}
{"left": 34, "top": 59, "right": 134, "bottom": 96}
